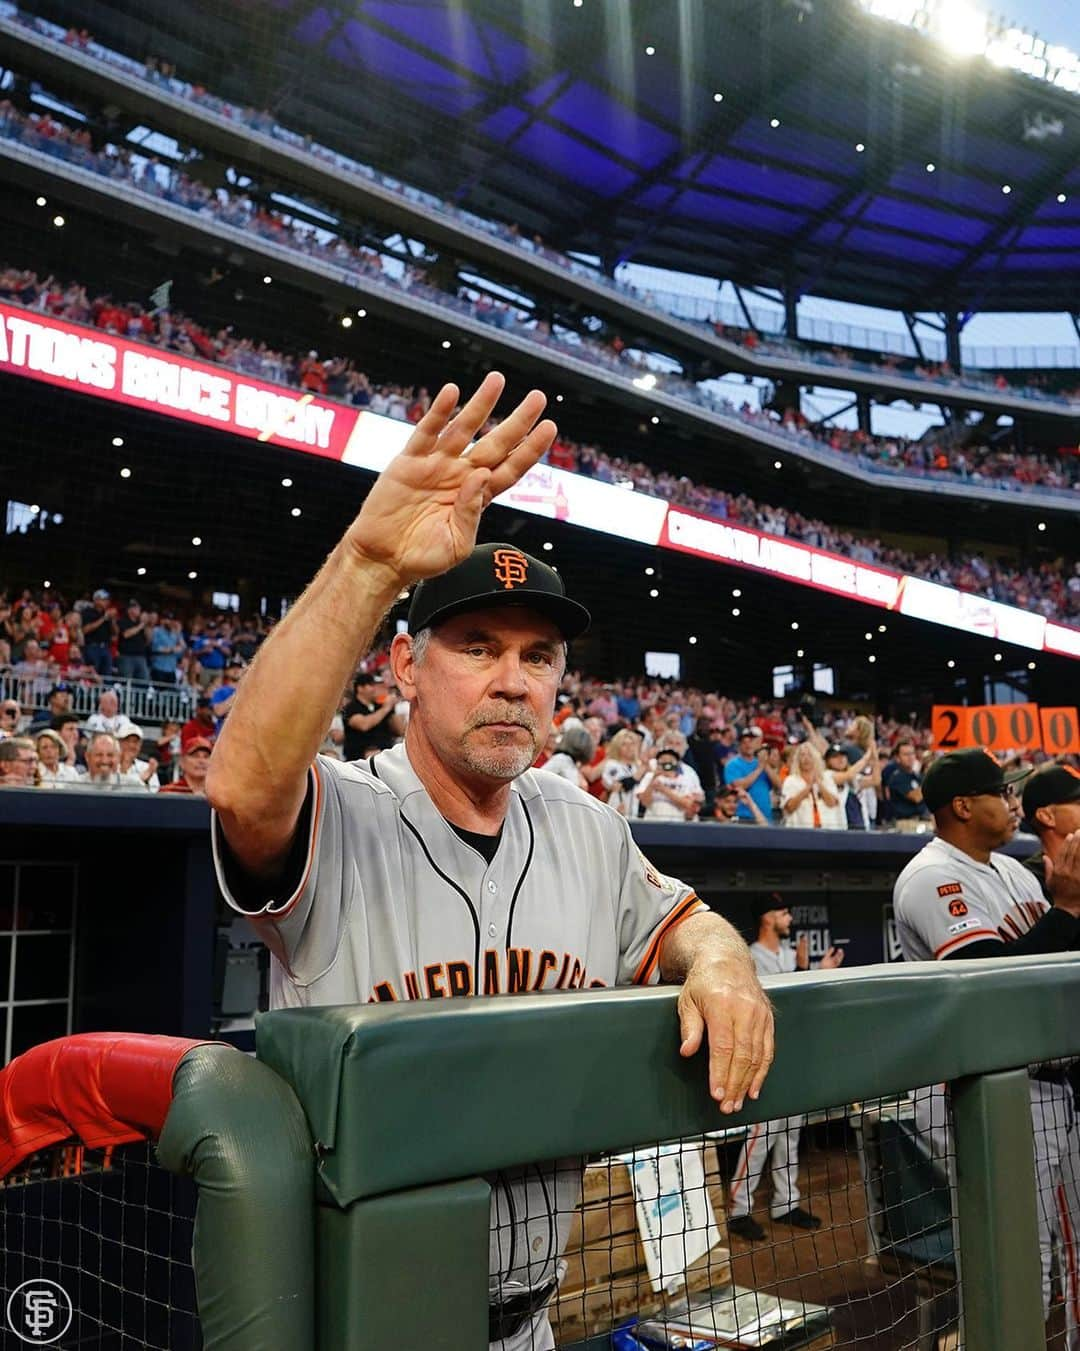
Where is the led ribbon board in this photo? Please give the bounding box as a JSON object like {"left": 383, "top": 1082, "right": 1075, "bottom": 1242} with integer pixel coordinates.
{"left": 2, "top": 301, "right": 1076, "bottom": 659}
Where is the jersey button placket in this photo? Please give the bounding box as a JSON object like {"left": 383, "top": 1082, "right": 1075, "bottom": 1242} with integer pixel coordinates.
{"left": 483, "top": 875, "right": 505, "bottom": 945}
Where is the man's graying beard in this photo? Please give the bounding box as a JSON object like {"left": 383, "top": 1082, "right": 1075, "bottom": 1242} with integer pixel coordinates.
{"left": 461, "top": 703, "right": 541, "bottom": 779}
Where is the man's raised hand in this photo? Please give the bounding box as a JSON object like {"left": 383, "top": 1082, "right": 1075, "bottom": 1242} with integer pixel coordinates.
{"left": 345, "top": 373, "right": 555, "bottom": 585}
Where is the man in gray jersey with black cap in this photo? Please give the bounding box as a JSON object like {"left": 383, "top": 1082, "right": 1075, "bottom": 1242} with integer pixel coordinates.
{"left": 893, "top": 747, "right": 1080, "bottom": 1347}
{"left": 207, "top": 372, "right": 773, "bottom": 1350}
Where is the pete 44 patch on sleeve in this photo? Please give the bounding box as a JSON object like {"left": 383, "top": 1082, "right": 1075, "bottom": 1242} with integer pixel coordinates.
{"left": 937, "top": 883, "right": 963, "bottom": 897}
{"left": 948, "top": 898, "right": 969, "bottom": 917}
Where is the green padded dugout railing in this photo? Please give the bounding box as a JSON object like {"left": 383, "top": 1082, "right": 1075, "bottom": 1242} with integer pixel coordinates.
{"left": 157, "top": 1043, "right": 316, "bottom": 1349}
{"left": 256, "top": 952, "right": 1080, "bottom": 1351}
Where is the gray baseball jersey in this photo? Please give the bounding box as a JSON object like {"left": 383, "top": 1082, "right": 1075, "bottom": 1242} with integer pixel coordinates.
{"left": 748, "top": 941, "right": 797, "bottom": 978}
{"left": 894, "top": 835, "right": 1078, "bottom": 1343}
{"left": 212, "top": 743, "right": 706, "bottom": 1351}
{"left": 893, "top": 835, "right": 1048, "bottom": 961}
{"left": 211, "top": 743, "right": 705, "bottom": 1006}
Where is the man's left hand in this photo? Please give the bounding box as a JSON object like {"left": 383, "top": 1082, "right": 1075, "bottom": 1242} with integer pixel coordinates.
{"left": 677, "top": 959, "right": 774, "bottom": 1114}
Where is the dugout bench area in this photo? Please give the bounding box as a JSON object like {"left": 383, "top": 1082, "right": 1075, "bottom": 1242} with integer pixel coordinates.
{"left": 0, "top": 791, "right": 1040, "bottom": 1049}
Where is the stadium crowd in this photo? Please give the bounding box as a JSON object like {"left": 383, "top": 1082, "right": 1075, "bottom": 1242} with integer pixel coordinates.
{"left": 2, "top": 92, "right": 1079, "bottom": 508}
{"left": 4, "top": 263, "right": 1078, "bottom": 625}
{"left": 2, "top": 590, "right": 1071, "bottom": 833}
{"left": 9, "top": 5, "right": 1079, "bottom": 411}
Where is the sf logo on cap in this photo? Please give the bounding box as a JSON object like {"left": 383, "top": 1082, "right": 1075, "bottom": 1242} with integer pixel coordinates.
{"left": 493, "top": 549, "right": 528, "bottom": 590}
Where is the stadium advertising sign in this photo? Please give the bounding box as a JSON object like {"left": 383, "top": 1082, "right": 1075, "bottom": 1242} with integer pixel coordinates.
{"left": 0, "top": 301, "right": 353, "bottom": 459}
{"left": 3, "top": 300, "right": 1078, "bottom": 660}
{"left": 662, "top": 507, "right": 903, "bottom": 608}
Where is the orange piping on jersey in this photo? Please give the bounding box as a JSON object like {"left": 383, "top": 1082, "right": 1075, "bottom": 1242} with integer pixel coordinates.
{"left": 633, "top": 894, "right": 706, "bottom": 985}
{"left": 933, "top": 928, "right": 1000, "bottom": 958}
{"left": 1058, "top": 1183, "right": 1080, "bottom": 1334}
{"left": 730, "top": 1123, "right": 762, "bottom": 1191}
{"left": 267, "top": 764, "right": 324, "bottom": 923}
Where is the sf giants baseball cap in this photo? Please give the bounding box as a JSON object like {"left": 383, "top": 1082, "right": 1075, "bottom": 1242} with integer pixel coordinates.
{"left": 1022, "top": 764, "right": 1080, "bottom": 824}
{"left": 407, "top": 543, "right": 590, "bottom": 640}
{"left": 921, "top": 747, "right": 1031, "bottom": 812}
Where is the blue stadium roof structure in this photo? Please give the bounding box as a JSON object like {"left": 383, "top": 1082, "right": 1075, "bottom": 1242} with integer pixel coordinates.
{"left": 39, "top": 0, "right": 1080, "bottom": 311}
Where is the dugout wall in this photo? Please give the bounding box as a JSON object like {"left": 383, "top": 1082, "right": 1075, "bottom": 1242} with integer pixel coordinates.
{"left": 254, "top": 953, "right": 1080, "bottom": 1351}
{"left": 1, "top": 957, "right": 1077, "bottom": 1348}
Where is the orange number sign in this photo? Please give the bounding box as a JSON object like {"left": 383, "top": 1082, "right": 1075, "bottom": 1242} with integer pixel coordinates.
{"left": 1039, "top": 708, "right": 1080, "bottom": 755}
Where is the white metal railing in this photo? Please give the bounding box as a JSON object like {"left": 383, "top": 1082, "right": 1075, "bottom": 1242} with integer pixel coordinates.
{"left": 0, "top": 669, "right": 195, "bottom": 726}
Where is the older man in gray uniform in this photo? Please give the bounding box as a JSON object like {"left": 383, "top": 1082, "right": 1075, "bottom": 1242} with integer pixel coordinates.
{"left": 207, "top": 372, "right": 774, "bottom": 1350}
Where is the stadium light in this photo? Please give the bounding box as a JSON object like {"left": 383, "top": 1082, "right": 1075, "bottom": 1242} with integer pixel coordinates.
{"left": 878, "top": 624, "right": 887, "bottom": 632}
{"left": 858, "top": 0, "right": 1080, "bottom": 94}
{"left": 281, "top": 477, "right": 292, "bottom": 487}
{"left": 865, "top": 632, "right": 873, "bottom": 640}
{"left": 542, "top": 541, "right": 554, "bottom": 551}
{"left": 649, "top": 588, "right": 660, "bottom": 597}
{"left": 291, "top": 507, "right": 302, "bottom": 517}
{"left": 1037, "top": 521, "right": 1047, "bottom": 531}
{"left": 650, "top": 415, "right": 660, "bottom": 425}
{"left": 925, "top": 162, "right": 936, "bottom": 173}
{"left": 191, "top": 536, "right": 202, "bottom": 547}
{"left": 644, "top": 45, "right": 656, "bottom": 55}
{"left": 645, "top": 566, "right": 655, "bottom": 576}
{"left": 868, "top": 654, "right": 877, "bottom": 663}
{"left": 994, "top": 652, "right": 1003, "bottom": 661}
{"left": 35, "top": 196, "right": 46, "bottom": 207}
{"left": 791, "top": 621, "right": 799, "bottom": 630}
{"left": 732, "top": 608, "right": 741, "bottom": 617}
{"left": 713, "top": 92, "right": 724, "bottom": 102}
{"left": 855, "top": 142, "right": 866, "bottom": 152}
{"left": 1028, "top": 661, "right": 1037, "bottom": 670}
{"left": 441, "top": 339, "right": 452, "bottom": 349}
{"left": 120, "top": 467, "right": 131, "bottom": 478}
{"left": 947, "top": 659, "right": 956, "bottom": 668}
{"left": 1001, "top": 184, "right": 1011, "bottom": 194}
{"left": 111, "top": 436, "right": 124, "bottom": 447}
{"left": 774, "top": 460, "right": 782, "bottom": 469}
{"left": 796, "top": 648, "right": 804, "bottom": 657}
{"left": 689, "top": 636, "right": 698, "bottom": 645}
{"left": 573, "top": 0, "right": 583, "bottom": 7}
{"left": 262, "top": 275, "right": 272, "bottom": 284}
{"left": 356, "top": 308, "right": 367, "bottom": 318}
{"left": 188, "top": 571, "right": 198, "bottom": 580}
{"left": 341, "top": 316, "right": 353, "bottom": 328}
{"left": 555, "top": 394, "right": 564, "bottom": 402}
{"left": 1058, "top": 194, "right": 1068, "bottom": 204}
{"left": 935, "top": 0, "right": 987, "bottom": 57}
{"left": 137, "top": 567, "right": 147, "bottom": 576}
{"left": 732, "top": 588, "right": 741, "bottom": 597}
{"left": 863, "top": 0, "right": 921, "bottom": 22}
{"left": 633, "top": 373, "right": 658, "bottom": 390}
{"left": 769, "top": 117, "right": 781, "bottom": 128}
{"left": 52, "top": 215, "right": 65, "bottom": 227}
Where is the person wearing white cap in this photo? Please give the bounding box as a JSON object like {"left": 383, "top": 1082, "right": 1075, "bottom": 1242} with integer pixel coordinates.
{"left": 116, "top": 720, "right": 160, "bottom": 791}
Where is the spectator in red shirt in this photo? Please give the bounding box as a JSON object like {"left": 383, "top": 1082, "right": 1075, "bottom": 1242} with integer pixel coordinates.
{"left": 299, "top": 352, "right": 328, "bottom": 395}
{"left": 581, "top": 715, "right": 609, "bottom": 800}
{"left": 181, "top": 698, "right": 217, "bottom": 750}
